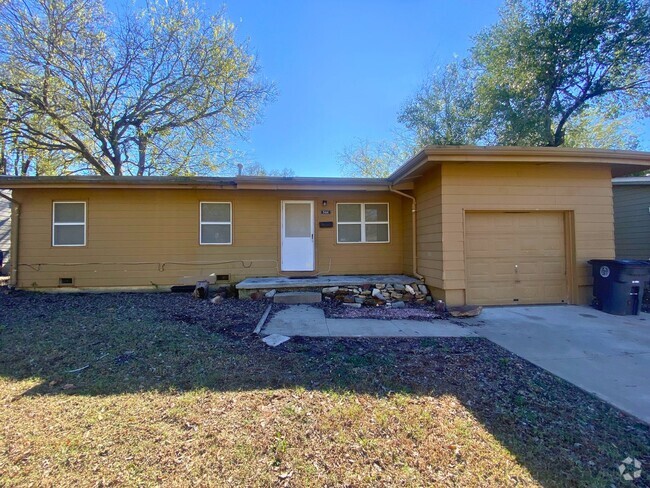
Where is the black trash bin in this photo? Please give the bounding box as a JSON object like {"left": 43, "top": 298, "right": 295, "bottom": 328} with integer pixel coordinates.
{"left": 588, "top": 259, "right": 650, "bottom": 315}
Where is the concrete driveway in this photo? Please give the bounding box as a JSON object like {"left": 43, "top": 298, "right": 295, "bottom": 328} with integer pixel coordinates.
{"left": 471, "top": 306, "right": 650, "bottom": 424}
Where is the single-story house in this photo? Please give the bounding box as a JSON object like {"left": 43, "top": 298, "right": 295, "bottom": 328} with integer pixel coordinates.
{"left": 1, "top": 146, "right": 649, "bottom": 306}
{"left": 0, "top": 191, "right": 10, "bottom": 275}
{"left": 612, "top": 176, "right": 650, "bottom": 261}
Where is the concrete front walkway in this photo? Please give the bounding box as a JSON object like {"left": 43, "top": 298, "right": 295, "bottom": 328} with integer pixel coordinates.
{"left": 263, "top": 305, "right": 473, "bottom": 337}
{"left": 473, "top": 306, "right": 650, "bottom": 424}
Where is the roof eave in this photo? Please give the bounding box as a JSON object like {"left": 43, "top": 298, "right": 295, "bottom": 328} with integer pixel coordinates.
{"left": 612, "top": 176, "right": 650, "bottom": 186}
{"left": 0, "top": 176, "right": 238, "bottom": 190}
{"left": 0, "top": 175, "right": 399, "bottom": 191}
{"left": 388, "top": 146, "right": 650, "bottom": 183}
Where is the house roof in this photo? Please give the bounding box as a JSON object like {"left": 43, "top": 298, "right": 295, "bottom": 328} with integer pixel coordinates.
{"left": 612, "top": 176, "right": 650, "bottom": 186}
{"left": 0, "top": 175, "right": 394, "bottom": 191}
{"left": 1, "top": 146, "right": 649, "bottom": 190}
{"left": 389, "top": 146, "right": 650, "bottom": 182}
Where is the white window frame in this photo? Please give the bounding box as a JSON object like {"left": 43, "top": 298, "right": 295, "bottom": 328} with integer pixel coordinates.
{"left": 336, "top": 202, "right": 390, "bottom": 244}
{"left": 200, "top": 202, "right": 233, "bottom": 245}
{"left": 52, "top": 201, "right": 87, "bottom": 247}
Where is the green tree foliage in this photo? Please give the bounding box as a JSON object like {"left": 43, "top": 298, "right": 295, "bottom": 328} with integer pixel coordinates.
{"left": 398, "top": 60, "right": 483, "bottom": 146}
{"left": 395, "top": 0, "right": 650, "bottom": 157}
{"left": 563, "top": 106, "right": 640, "bottom": 149}
{"left": 338, "top": 137, "right": 415, "bottom": 178}
{"left": 473, "top": 0, "right": 650, "bottom": 147}
{"left": 239, "top": 162, "right": 295, "bottom": 177}
{"left": 0, "top": 0, "right": 274, "bottom": 176}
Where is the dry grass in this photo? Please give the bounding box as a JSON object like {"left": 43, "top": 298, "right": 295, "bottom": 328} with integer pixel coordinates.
{"left": 0, "top": 292, "right": 649, "bottom": 487}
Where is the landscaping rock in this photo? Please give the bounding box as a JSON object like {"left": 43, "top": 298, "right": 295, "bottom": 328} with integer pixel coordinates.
{"left": 448, "top": 305, "right": 482, "bottom": 318}
{"left": 342, "top": 302, "right": 362, "bottom": 308}
{"left": 391, "top": 301, "right": 406, "bottom": 309}
{"left": 192, "top": 280, "right": 210, "bottom": 299}
{"left": 215, "top": 285, "right": 236, "bottom": 298}
{"left": 265, "top": 289, "right": 277, "bottom": 298}
{"left": 210, "top": 295, "right": 224, "bottom": 304}
{"left": 322, "top": 281, "right": 432, "bottom": 309}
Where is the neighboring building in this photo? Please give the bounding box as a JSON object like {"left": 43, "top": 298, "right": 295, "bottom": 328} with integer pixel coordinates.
{"left": 613, "top": 176, "right": 650, "bottom": 261}
{"left": 1, "top": 146, "right": 650, "bottom": 306}
{"left": 0, "top": 191, "right": 10, "bottom": 275}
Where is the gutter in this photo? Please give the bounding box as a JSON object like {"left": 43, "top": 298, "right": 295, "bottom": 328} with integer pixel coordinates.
{"left": 0, "top": 191, "right": 19, "bottom": 287}
{"left": 389, "top": 186, "right": 424, "bottom": 281}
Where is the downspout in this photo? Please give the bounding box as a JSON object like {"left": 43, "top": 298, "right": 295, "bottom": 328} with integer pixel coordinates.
{"left": 0, "top": 191, "right": 19, "bottom": 288}
{"left": 389, "top": 186, "right": 424, "bottom": 281}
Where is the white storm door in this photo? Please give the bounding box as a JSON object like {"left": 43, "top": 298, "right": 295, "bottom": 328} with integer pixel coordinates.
{"left": 281, "top": 201, "right": 314, "bottom": 271}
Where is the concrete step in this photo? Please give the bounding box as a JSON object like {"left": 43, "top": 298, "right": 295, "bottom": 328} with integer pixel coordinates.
{"left": 273, "top": 291, "right": 322, "bottom": 304}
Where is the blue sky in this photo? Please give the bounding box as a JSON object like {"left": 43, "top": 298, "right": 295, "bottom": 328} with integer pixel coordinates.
{"left": 223, "top": 0, "right": 505, "bottom": 176}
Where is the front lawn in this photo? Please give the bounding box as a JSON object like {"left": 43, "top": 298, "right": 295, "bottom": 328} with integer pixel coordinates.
{"left": 0, "top": 292, "right": 648, "bottom": 486}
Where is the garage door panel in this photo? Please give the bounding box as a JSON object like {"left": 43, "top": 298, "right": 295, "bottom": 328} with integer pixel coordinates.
{"left": 470, "top": 283, "right": 518, "bottom": 304}
{"left": 468, "top": 258, "right": 518, "bottom": 282}
{"left": 465, "top": 212, "right": 567, "bottom": 305}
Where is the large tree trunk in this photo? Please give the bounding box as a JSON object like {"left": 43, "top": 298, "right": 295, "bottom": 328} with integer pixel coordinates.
{"left": 137, "top": 128, "right": 147, "bottom": 176}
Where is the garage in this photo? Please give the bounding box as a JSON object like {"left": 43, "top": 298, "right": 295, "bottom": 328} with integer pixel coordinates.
{"left": 465, "top": 211, "right": 568, "bottom": 305}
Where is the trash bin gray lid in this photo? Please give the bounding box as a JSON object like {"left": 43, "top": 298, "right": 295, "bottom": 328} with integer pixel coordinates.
{"left": 588, "top": 259, "right": 650, "bottom": 267}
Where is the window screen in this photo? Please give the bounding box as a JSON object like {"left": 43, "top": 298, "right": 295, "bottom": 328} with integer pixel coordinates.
{"left": 53, "top": 202, "right": 86, "bottom": 246}
{"left": 200, "top": 202, "right": 232, "bottom": 244}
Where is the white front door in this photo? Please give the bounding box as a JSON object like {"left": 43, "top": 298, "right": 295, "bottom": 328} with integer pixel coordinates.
{"left": 281, "top": 201, "right": 314, "bottom": 271}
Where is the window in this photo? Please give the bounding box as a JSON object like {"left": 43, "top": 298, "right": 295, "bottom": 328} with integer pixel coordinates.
{"left": 200, "top": 202, "right": 232, "bottom": 245}
{"left": 337, "top": 203, "right": 389, "bottom": 243}
{"left": 52, "top": 202, "right": 86, "bottom": 246}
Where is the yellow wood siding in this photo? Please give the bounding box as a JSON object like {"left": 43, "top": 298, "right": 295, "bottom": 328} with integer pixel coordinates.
{"left": 413, "top": 167, "right": 443, "bottom": 291}
{"left": 13, "top": 188, "right": 404, "bottom": 289}
{"left": 9, "top": 160, "right": 617, "bottom": 301}
{"left": 438, "top": 163, "right": 614, "bottom": 305}
{"left": 401, "top": 199, "right": 413, "bottom": 275}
